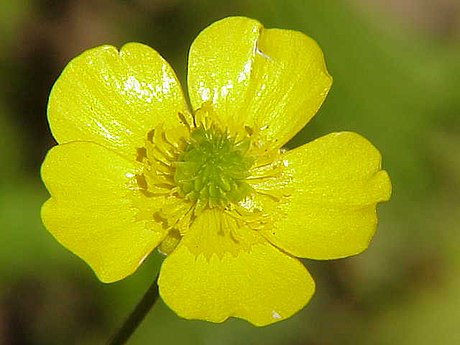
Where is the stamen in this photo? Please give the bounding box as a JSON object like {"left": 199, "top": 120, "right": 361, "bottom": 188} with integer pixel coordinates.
{"left": 132, "top": 108, "right": 288, "bottom": 252}
{"left": 177, "top": 112, "right": 192, "bottom": 130}
{"left": 136, "top": 147, "right": 147, "bottom": 162}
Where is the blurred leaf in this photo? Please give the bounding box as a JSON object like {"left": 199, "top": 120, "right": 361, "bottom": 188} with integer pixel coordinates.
{"left": 0, "top": 0, "right": 31, "bottom": 55}
{"left": 366, "top": 261, "right": 460, "bottom": 344}
{"left": 0, "top": 105, "right": 22, "bottom": 182}
{"left": 0, "top": 180, "right": 63, "bottom": 280}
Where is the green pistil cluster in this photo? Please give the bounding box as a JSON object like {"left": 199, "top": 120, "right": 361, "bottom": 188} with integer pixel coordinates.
{"left": 174, "top": 126, "right": 254, "bottom": 208}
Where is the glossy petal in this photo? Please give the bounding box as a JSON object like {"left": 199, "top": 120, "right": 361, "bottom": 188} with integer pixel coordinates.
{"left": 258, "top": 132, "right": 391, "bottom": 259}
{"left": 158, "top": 209, "right": 314, "bottom": 326}
{"left": 41, "top": 142, "right": 165, "bottom": 282}
{"left": 188, "top": 16, "right": 332, "bottom": 148}
{"left": 48, "top": 43, "right": 189, "bottom": 159}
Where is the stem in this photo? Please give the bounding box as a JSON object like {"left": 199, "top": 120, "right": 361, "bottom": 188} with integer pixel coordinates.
{"left": 107, "top": 273, "right": 160, "bottom": 345}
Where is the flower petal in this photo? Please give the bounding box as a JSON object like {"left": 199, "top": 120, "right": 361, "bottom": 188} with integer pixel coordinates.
{"left": 48, "top": 43, "right": 189, "bottom": 159}
{"left": 188, "top": 16, "right": 332, "bottom": 147}
{"left": 258, "top": 132, "right": 391, "bottom": 259}
{"left": 158, "top": 209, "right": 314, "bottom": 326}
{"left": 41, "top": 142, "right": 165, "bottom": 282}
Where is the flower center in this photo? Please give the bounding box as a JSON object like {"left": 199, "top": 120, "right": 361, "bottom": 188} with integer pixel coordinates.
{"left": 133, "top": 109, "right": 286, "bottom": 255}
{"left": 174, "top": 125, "right": 254, "bottom": 209}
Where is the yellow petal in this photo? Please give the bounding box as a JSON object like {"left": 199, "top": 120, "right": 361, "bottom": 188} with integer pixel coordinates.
{"left": 188, "top": 16, "right": 332, "bottom": 147}
{"left": 48, "top": 43, "right": 189, "bottom": 159}
{"left": 158, "top": 209, "right": 314, "bottom": 326}
{"left": 41, "top": 142, "right": 165, "bottom": 282}
{"left": 258, "top": 132, "right": 391, "bottom": 259}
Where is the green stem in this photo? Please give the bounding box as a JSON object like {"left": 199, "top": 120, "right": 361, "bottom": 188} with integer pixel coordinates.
{"left": 107, "top": 273, "right": 160, "bottom": 345}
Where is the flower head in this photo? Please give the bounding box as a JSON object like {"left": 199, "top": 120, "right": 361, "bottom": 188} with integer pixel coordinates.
{"left": 41, "top": 17, "right": 391, "bottom": 326}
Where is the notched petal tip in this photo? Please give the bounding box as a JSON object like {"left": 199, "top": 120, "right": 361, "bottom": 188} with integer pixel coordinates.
{"left": 40, "top": 142, "right": 164, "bottom": 284}
{"left": 188, "top": 16, "right": 334, "bottom": 149}
{"left": 259, "top": 131, "right": 391, "bottom": 260}
{"left": 158, "top": 220, "right": 316, "bottom": 326}
{"left": 375, "top": 169, "right": 392, "bottom": 203}
{"left": 48, "top": 40, "right": 188, "bottom": 158}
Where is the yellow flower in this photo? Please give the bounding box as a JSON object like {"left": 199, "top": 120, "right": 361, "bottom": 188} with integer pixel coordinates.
{"left": 41, "top": 17, "right": 391, "bottom": 326}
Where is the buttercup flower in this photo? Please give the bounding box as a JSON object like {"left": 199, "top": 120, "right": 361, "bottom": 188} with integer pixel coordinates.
{"left": 41, "top": 17, "right": 391, "bottom": 326}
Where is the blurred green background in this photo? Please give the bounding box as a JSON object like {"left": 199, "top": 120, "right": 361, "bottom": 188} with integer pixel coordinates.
{"left": 1, "top": 0, "right": 459, "bottom": 344}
